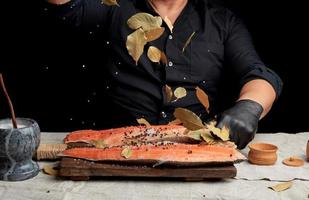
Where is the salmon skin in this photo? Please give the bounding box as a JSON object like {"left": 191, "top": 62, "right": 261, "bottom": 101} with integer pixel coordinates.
{"left": 64, "top": 125, "right": 197, "bottom": 148}
{"left": 61, "top": 144, "right": 245, "bottom": 167}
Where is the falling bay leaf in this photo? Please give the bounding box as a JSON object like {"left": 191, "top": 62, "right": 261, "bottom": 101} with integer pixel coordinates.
{"left": 91, "top": 140, "right": 107, "bottom": 148}
{"left": 145, "top": 27, "right": 165, "bottom": 42}
{"left": 165, "top": 84, "right": 173, "bottom": 103}
{"left": 121, "top": 147, "right": 133, "bottom": 159}
{"left": 147, "top": 46, "right": 162, "bottom": 63}
{"left": 164, "top": 16, "right": 174, "bottom": 33}
{"left": 126, "top": 28, "right": 147, "bottom": 65}
{"left": 137, "top": 118, "right": 151, "bottom": 127}
{"left": 173, "top": 108, "right": 205, "bottom": 130}
{"left": 182, "top": 31, "right": 196, "bottom": 53}
{"left": 160, "top": 51, "right": 168, "bottom": 66}
{"left": 127, "top": 13, "right": 162, "bottom": 31}
{"left": 269, "top": 182, "right": 293, "bottom": 192}
{"left": 101, "top": 0, "right": 119, "bottom": 6}
{"left": 207, "top": 124, "right": 230, "bottom": 141}
{"left": 43, "top": 165, "right": 59, "bottom": 176}
{"left": 196, "top": 86, "right": 210, "bottom": 113}
{"left": 174, "top": 87, "right": 187, "bottom": 100}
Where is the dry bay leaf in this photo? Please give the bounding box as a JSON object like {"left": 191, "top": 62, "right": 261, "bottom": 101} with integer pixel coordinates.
{"left": 173, "top": 108, "right": 205, "bottom": 130}
{"left": 182, "top": 31, "right": 196, "bottom": 53}
{"left": 174, "top": 87, "right": 187, "bottom": 100}
{"left": 200, "top": 130, "right": 215, "bottom": 144}
{"left": 127, "top": 13, "right": 162, "bottom": 31}
{"left": 207, "top": 124, "right": 229, "bottom": 141}
{"left": 165, "top": 84, "right": 173, "bottom": 103}
{"left": 167, "top": 118, "right": 182, "bottom": 125}
{"left": 101, "top": 0, "right": 119, "bottom": 6}
{"left": 91, "top": 140, "right": 107, "bottom": 148}
{"left": 43, "top": 165, "right": 59, "bottom": 176}
{"left": 121, "top": 147, "right": 133, "bottom": 159}
{"left": 126, "top": 28, "right": 147, "bottom": 65}
{"left": 269, "top": 182, "right": 293, "bottom": 192}
{"left": 196, "top": 86, "right": 210, "bottom": 113}
{"left": 188, "top": 130, "right": 202, "bottom": 141}
{"left": 147, "top": 46, "right": 162, "bottom": 63}
{"left": 164, "top": 16, "right": 174, "bottom": 33}
{"left": 160, "top": 51, "right": 168, "bottom": 66}
{"left": 221, "top": 126, "right": 230, "bottom": 140}
{"left": 145, "top": 27, "right": 165, "bottom": 42}
{"left": 137, "top": 118, "right": 151, "bottom": 127}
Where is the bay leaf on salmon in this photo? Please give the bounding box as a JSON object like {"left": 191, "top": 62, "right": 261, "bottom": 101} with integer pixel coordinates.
{"left": 121, "top": 147, "right": 133, "bottom": 159}
{"left": 207, "top": 124, "right": 230, "bottom": 141}
{"left": 136, "top": 118, "right": 151, "bottom": 127}
{"left": 201, "top": 131, "right": 215, "bottom": 145}
{"left": 90, "top": 140, "right": 107, "bottom": 148}
{"left": 187, "top": 129, "right": 203, "bottom": 141}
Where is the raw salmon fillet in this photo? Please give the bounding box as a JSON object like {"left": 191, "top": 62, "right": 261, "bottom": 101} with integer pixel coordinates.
{"left": 64, "top": 125, "right": 198, "bottom": 148}
{"left": 61, "top": 144, "right": 245, "bottom": 166}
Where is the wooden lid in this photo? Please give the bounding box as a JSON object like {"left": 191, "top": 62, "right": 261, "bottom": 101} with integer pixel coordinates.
{"left": 282, "top": 157, "right": 304, "bottom": 167}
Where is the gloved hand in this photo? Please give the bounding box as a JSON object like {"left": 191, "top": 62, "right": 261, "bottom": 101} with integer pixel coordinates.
{"left": 216, "top": 99, "right": 263, "bottom": 149}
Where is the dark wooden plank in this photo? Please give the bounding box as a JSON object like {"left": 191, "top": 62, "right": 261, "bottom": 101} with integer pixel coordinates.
{"left": 59, "top": 158, "right": 236, "bottom": 179}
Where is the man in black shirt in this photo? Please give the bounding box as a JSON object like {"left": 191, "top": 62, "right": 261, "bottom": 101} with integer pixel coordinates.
{"left": 44, "top": 0, "right": 282, "bottom": 149}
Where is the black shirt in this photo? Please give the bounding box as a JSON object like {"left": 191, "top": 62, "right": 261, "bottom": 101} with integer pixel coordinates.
{"left": 44, "top": 0, "right": 283, "bottom": 127}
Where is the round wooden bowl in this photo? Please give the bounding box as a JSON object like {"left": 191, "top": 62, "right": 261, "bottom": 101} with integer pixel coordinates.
{"left": 248, "top": 143, "right": 278, "bottom": 165}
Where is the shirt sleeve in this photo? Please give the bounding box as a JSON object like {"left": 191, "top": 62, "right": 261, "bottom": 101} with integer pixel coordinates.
{"left": 223, "top": 9, "right": 283, "bottom": 100}
{"left": 43, "top": 0, "right": 112, "bottom": 30}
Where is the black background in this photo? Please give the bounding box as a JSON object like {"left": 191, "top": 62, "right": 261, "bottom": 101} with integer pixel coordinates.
{"left": 0, "top": 0, "right": 308, "bottom": 132}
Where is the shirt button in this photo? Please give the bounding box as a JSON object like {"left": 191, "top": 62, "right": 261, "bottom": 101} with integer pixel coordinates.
{"left": 168, "top": 35, "right": 173, "bottom": 40}
{"left": 168, "top": 61, "right": 173, "bottom": 67}
{"left": 160, "top": 111, "right": 167, "bottom": 119}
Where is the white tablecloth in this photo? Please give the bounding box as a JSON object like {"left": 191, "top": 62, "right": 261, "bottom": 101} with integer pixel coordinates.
{"left": 1, "top": 132, "right": 309, "bottom": 200}
{"left": 236, "top": 132, "right": 309, "bottom": 181}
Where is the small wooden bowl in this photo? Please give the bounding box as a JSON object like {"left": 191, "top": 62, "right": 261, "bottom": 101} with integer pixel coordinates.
{"left": 248, "top": 143, "right": 278, "bottom": 165}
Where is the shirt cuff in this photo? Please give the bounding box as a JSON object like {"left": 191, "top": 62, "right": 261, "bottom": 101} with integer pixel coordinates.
{"left": 239, "top": 66, "right": 283, "bottom": 101}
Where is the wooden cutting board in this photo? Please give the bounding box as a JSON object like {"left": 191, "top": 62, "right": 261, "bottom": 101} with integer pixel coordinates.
{"left": 59, "top": 158, "right": 237, "bottom": 181}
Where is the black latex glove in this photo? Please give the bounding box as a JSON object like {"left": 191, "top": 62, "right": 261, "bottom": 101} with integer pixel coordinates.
{"left": 216, "top": 99, "right": 264, "bottom": 149}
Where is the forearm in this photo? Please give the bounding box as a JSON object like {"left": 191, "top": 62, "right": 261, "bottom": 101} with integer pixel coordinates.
{"left": 238, "top": 79, "right": 276, "bottom": 119}
{"left": 47, "top": 0, "right": 71, "bottom": 5}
